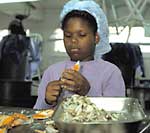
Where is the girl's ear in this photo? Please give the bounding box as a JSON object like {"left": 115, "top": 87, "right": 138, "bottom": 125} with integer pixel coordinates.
{"left": 95, "top": 32, "right": 100, "bottom": 45}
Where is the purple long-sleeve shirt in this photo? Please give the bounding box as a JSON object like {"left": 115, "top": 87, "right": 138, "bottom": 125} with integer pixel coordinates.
{"left": 34, "top": 59, "right": 125, "bottom": 109}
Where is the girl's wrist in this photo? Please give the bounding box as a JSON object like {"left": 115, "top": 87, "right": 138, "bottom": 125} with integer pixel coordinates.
{"left": 76, "top": 85, "right": 90, "bottom": 96}
{"left": 45, "top": 98, "right": 57, "bottom": 106}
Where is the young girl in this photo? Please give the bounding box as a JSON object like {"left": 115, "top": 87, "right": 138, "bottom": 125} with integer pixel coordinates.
{"left": 34, "top": 0, "right": 125, "bottom": 109}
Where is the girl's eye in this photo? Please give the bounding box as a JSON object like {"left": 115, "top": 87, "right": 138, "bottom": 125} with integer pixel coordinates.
{"left": 64, "top": 33, "right": 71, "bottom": 38}
{"left": 79, "top": 33, "right": 86, "bottom": 37}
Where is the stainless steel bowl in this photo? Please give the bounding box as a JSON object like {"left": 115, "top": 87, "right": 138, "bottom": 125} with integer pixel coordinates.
{"left": 52, "top": 97, "right": 147, "bottom": 133}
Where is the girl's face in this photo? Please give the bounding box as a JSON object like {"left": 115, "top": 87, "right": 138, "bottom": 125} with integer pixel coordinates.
{"left": 63, "top": 17, "right": 99, "bottom": 61}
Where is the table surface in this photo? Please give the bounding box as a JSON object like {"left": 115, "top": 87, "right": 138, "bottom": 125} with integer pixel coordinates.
{"left": 0, "top": 106, "right": 150, "bottom": 133}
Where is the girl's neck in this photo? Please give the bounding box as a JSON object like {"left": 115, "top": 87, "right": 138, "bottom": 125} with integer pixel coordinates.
{"left": 71, "top": 56, "right": 94, "bottom": 62}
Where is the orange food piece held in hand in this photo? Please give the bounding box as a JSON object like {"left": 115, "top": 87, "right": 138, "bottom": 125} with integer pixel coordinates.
{"left": 72, "top": 61, "right": 80, "bottom": 71}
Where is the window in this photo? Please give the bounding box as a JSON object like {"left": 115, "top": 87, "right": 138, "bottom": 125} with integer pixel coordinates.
{"left": 54, "top": 40, "right": 66, "bottom": 52}
{"left": 49, "top": 28, "right": 66, "bottom": 53}
{"left": 109, "top": 26, "right": 150, "bottom": 53}
{"left": 0, "top": 30, "right": 9, "bottom": 41}
{"left": 109, "top": 26, "right": 150, "bottom": 43}
{"left": 139, "top": 45, "right": 150, "bottom": 53}
{"left": 0, "top": 29, "right": 30, "bottom": 41}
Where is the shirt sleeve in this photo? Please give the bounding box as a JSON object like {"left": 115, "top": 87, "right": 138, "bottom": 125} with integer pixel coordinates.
{"left": 33, "top": 68, "right": 55, "bottom": 109}
{"left": 102, "top": 68, "right": 126, "bottom": 97}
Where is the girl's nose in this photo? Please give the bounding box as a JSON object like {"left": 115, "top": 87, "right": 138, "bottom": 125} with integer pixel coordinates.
{"left": 71, "top": 37, "right": 77, "bottom": 43}
{"left": 71, "top": 38, "right": 79, "bottom": 48}
{"left": 71, "top": 33, "right": 78, "bottom": 43}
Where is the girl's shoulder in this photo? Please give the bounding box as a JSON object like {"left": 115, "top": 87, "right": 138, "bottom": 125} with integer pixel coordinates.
{"left": 42, "top": 61, "right": 68, "bottom": 79}
{"left": 96, "top": 58, "right": 121, "bottom": 72}
{"left": 46, "top": 61, "right": 67, "bottom": 72}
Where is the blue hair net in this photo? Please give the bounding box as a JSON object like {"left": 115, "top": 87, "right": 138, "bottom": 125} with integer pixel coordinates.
{"left": 60, "top": 0, "right": 111, "bottom": 58}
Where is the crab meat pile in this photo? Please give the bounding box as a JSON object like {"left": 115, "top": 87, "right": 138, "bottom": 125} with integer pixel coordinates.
{"left": 60, "top": 95, "right": 119, "bottom": 123}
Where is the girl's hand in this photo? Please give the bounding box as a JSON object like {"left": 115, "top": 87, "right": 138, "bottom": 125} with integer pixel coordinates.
{"left": 45, "top": 80, "right": 63, "bottom": 105}
{"left": 61, "top": 69, "right": 90, "bottom": 95}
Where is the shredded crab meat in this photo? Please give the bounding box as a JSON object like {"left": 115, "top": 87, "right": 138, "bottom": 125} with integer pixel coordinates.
{"left": 60, "top": 95, "right": 119, "bottom": 122}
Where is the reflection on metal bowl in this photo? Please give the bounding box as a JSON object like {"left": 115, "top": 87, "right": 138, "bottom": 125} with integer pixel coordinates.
{"left": 52, "top": 97, "right": 147, "bottom": 133}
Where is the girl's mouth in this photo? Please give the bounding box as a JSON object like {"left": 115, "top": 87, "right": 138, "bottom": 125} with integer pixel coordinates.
{"left": 70, "top": 49, "right": 80, "bottom": 54}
